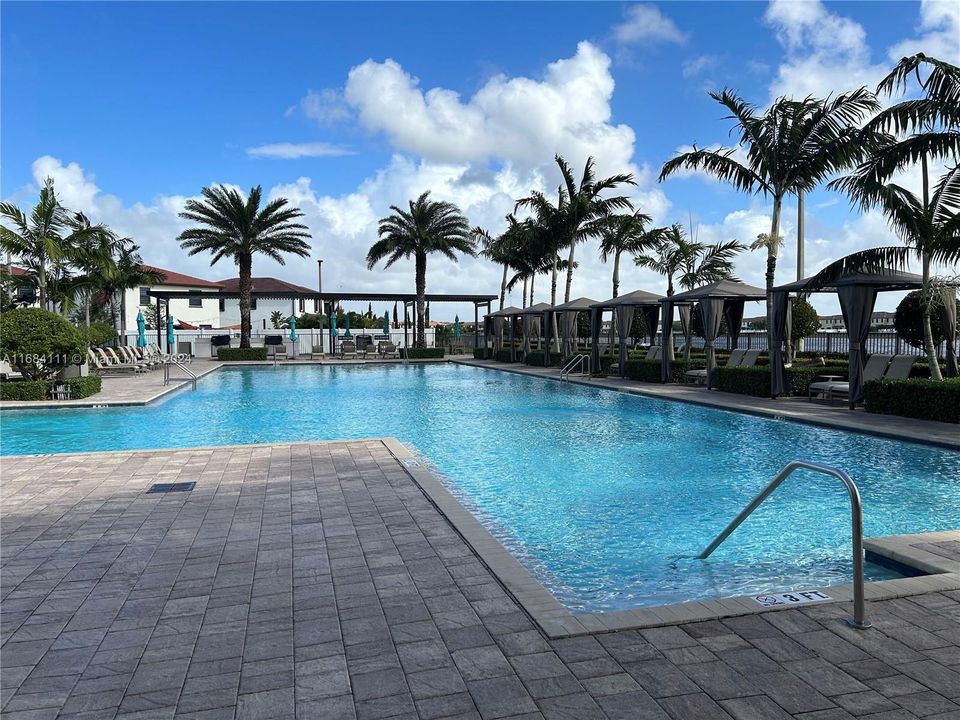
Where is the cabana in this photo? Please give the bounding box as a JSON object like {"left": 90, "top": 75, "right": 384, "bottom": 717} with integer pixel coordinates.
{"left": 660, "top": 280, "right": 767, "bottom": 388}
{"left": 484, "top": 306, "right": 522, "bottom": 359}
{"left": 517, "top": 303, "right": 554, "bottom": 358}
{"left": 770, "top": 270, "right": 953, "bottom": 407}
{"left": 590, "top": 290, "right": 663, "bottom": 376}
{"left": 547, "top": 297, "right": 600, "bottom": 359}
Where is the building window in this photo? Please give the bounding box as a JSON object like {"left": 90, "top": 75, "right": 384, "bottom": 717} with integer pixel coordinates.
{"left": 251, "top": 298, "right": 258, "bottom": 310}
{"left": 298, "top": 298, "right": 305, "bottom": 312}
{"left": 218, "top": 299, "right": 225, "bottom": 312}
{"left": 313, "top": 299, "right": 320, "bottom": 313}
{"left": 188, "top": 297, "right": 202, "bottom": 308}
{"left": 139, "top": 287, "right": 151, "bottom": 305}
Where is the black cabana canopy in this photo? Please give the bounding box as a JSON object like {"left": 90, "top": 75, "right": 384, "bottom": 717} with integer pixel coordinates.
{"left": 660, "top": 280, "right": 766, "bottom": 388}
{"left": 589, "top": 290, "right": 663, "bottom": 376}
{"left": 547, "top": 297, "right": 600, "bottom": 359}
{"left": 770, "top": 269, "right": 951, "bottom": 407}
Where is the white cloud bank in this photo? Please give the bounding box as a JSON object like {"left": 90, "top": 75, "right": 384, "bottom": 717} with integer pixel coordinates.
{"left": 612, "top": 4, "right": 687, "bottom": 46}
{"left": 246, "top": 142, "right": 355, "bottom": 159}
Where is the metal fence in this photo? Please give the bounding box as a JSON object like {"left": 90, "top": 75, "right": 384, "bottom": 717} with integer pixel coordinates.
{"left": 667, "top": 331, "right": 956, "bottom": 358}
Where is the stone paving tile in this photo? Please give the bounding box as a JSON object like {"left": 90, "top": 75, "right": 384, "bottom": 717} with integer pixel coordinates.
{"left": 2, "top": 441, "right": 959, "bottom": 719}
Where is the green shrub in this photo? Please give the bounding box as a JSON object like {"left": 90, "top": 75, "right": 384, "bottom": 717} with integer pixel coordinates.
{"left": 524, "top": 350, "right": 560, "bottom": 366}
{"left": 0, "top": 375, "right": 102, "bottom": 401}
{"left": 0, "top": 308, "right": 86, "bottom": 380}
{"left": 895, "top": 290, "right": 946, "bottom": 349}
{"left": 791, "top": 298, "right": 821, "bottom": 341}
{"left": 712, "top": 364, "right": 849, "bottom": 397}
{"left": 473, "top": 347, "right": 491, "bottom": 359}
{"left": 624, "top": 358, "right": 706, "bottom": 383}
{"left": 401, "top": 348, "right": 445, "bottom": 359}
{"left": 493, "top": 349, "right": 516, "bottom": 362}
{"left": 864, "top": 377, "right": 960, "bottom": 423}
{"left": 217, "top": 347, "right": 268, "bottom": 361}
{"left": 80, "top": 323, "right": 118, "bottom": 348}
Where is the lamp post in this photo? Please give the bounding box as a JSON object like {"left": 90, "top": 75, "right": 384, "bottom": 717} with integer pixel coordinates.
{"left": 317, "top": 259, "right": 324, "bottom": 316}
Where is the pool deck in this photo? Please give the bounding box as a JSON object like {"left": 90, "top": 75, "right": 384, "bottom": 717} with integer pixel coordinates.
{"left": 3, "top": 440, "right": 959, "bottom": 720}
{"left": 454, "top": 359, "right": 960, "bottom": 450}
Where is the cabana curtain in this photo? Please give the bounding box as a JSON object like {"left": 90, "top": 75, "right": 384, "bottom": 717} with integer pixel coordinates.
{"left": 941, "top": 288, "right": 958, "bottom": 377}
{"left": 700, "top": 298, "right": 725, "bottom": 389}
{"left": 616, "top": 305, "right": 636, "bottom": 377}
{"left": 838, "top": 284, "right": 878, "bottom": 408}
{"left": 641, "top": 305, "right": 660, "bottom": 345}
{"left": 723, "top": 299, "right": 746, "bottom": 351}
{"left": 660, "top": 302, "right": 674, "bottom": 382}
{"left": 770, "top": 291, "right": 790, "bottom": 397}
{"left": 678, "top": 305, "right": 691, "bottom": 354}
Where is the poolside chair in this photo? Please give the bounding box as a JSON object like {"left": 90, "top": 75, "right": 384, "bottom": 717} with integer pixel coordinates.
{"left": 645, "top": 346, "right": 661, "bottom": 361}
{"left": 356, "top": 335, "right": 376, "bottom": 358}
{"left": 88, "top": 348, "right": 141, "bottom": 375}
{"left": 103, "top": 347, "right": 150, "bottom": 371}
{"left": 378, "top": 341, "right": 399, "bottom": 359}
{"left": 809, "top": 353, "right": 892, "bottom": 402}
{"left": 264, "top": 335, "right": 287, "bottom": 361}
{"left": 739, "top": 349, "right": 761, "bottom": 368}
{"left": 338, "top": 340, "right": 358, "bottom": 359}
{"left": 119, "top": 346, "right": 159, "bottom": 369}
{"left": 685, "top": 348, "right": 746, "bottom": 384}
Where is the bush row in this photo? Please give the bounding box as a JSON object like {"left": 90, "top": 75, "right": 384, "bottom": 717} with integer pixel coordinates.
{"left": 623, "top": 358, "right": 707, "bottom": 383}
{"left": 0, "top": 375, "right": 102, "bottom": 401}
{"left": 473, "top": 348, "right": 491, "bottom": 360}
{"left": 864, "top": 378, "right": 960, "bottom": 424}
{"left": 710, "top": 365, "right": 849, "bottom": 397}
{"left": 401, "top": 348, "right": 445, "bottom": 359}
{"left": 523, "top": 350, "right": 560, "bottom": 367}
{"left": 217, "top": 347, "right": 268, "bottom": 361}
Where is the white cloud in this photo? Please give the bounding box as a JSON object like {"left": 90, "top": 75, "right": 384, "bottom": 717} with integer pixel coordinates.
{"left": 681, "top": 55, "right": 714, "bottom": 78}
{"left": 613, "top": 5, "right": 687, "bottom": 46}
{"left": 246, "top": 142, "right": 355, "bottom": 159}
{"left": 888, "top": 0, "right": 960, "bottom": 65}
{"left": 290, "top": 88, "right": 352, "bottom": 124}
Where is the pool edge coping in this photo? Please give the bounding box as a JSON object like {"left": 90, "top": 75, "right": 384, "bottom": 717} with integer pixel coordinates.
{"left": 382, "top": 436, "right": 960, "bottom": 639}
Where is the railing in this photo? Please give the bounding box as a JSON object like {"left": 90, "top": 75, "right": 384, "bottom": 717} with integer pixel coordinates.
{"left": 560, "top": 354, "right": 588, "bottom": 381}
{"left": 163, "top": 356, "right": 198, "bottom": 391}
{"left": 699, "top": 460, "right": 871, "bottom": 630}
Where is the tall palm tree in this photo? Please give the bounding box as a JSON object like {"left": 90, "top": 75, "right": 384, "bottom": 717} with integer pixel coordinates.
{"left": 819, "top": 54, "right": 960, "bottom": 380}
{"left": 659, "top": 89, "right": 882, "bottom": 351}
{"left": 97, "top": 242, "right": 166, "bottom": 332}
{"left": 474, "top": 214, "right": 528, "bottom": 310}
{"left": 178, "top": 185, "right": 311, "bottom": 348}
{"left": 518, "top": 156, "right": 635, "bottom": 304}
{"left": 367, "top": 192, "right": 475, "bottom": 347}
{"left": 0, "top": 179, "right": 112, "bottom": 311}
{"left": 590, "top": 209, "right": 655, "bottom": 298}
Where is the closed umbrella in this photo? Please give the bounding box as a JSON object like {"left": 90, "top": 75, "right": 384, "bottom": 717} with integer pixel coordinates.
{"left": 288, "top": 315, "right": 297, "bottom": 342}
{"left": 331, "top": 314, "right": 338, "bottom": 337}
{"left": 383, "top": 311, "right": 390, "bottom": 335}
{"left": 344, "top": 313, "right": 352, "bottom": 337}
{"left": 136, "top": 311, "right": 147, "bottom": 348}
{"left": 166, "top": 313, "right": 175, "bottom": 351}
{"left": 453, "top": 315, "right": 461, "bottom": 338}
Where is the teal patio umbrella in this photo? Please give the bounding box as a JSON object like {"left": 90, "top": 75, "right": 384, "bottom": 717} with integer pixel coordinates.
{"left": 344, "top": 313, "right": 352, "bottom": 337}
{"left": 383, "top": 311, "right": 390, "bottom": 335}
{"left": 288, "top": 314, "right": 297, "bottom": 342}
{"left": 453, "top": 315, "right": 461, "bottom": 338}
{"left": 136, "top": 311, "right": 147, "bottom": 348}
{"left": 331, "top": 314, "right": 338, "bottom": 337}
{"left": 166, "top": 313, "right": 175, "bottom": 350}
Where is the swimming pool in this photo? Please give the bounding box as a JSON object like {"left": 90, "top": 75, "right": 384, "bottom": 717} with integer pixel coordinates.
{"left": 2, "top": 363, "right": 957, "bottom": 612}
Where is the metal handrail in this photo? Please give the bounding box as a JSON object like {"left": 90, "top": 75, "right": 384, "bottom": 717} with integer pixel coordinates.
{"left": 699, "top": 460, "right": 871, "bottom": 629}
{"left": 560, "top": 354, "right": 588, "bottom": 382}
{"left": 163, "top": 358, "right": 198, "bottom": 391}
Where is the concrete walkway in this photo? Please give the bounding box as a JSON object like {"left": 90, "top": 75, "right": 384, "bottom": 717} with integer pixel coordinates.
{"left": 2, "top": 441, "right": 959, "bottom": 719}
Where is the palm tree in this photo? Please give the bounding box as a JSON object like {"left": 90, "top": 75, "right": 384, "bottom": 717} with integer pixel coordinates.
{"left": 474, "top": 214, "right": 529, "bottom": 310}
{"left": 659, "top": 89, "right": 883, "bottom": 348}
{"left": 178, "top": 185, "right": 311, "bottom": 348}
{"left": 366, "top": 191, "right": 475, "bottom": 347}
{"left": 590, "top": 209, "right": 655, "bottom": 298}
{"left": 818, "top": 54, "right": 960, "bottom": 380}
{"left": 0, "top": 178, "right": 112, "bottom": 311}
{"left": 96, "top": 242, "right": 166, "bottom": 332}
{"left": 518, "top": 156, "right": 634, "bottom": 304}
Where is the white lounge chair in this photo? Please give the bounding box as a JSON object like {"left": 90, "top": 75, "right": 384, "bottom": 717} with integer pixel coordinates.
{"left": 685, "top": 348, "right": 747, "bottom": 383}
{"left": 338, "top": 340, "right": 358, "bottom": 359}
{"left": 809, "top": 353, "right": 894, "bottom": 402}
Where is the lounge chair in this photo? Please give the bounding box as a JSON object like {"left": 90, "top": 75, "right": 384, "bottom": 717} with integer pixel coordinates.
{"left": 645, "top": 346, "right": 661, "bottom": 361}
{"left": 118, "top": 346, "right": 159, "bottom": 368}
{"left": 88, "top": 348, "right": 141, "bottom": 375}
{"left": 809, "top": 353, "right": 893, "bottom": 402}
{"left": 685, "top": 348, "right": 746, "bottom": 384}
{"left": 264, "top": 335, "right": 287, "bottom": 361}
{"left": 307, "top": 344, "right": 324, "bottom": 360}
{"left": 338, "top": 340, "right": 358, "bottom": 359}
{"left": 356, "top": 335, "right": 376, "bottom": 358}
{"left": 378, "top": 341, "right": 399, "bottom": 359}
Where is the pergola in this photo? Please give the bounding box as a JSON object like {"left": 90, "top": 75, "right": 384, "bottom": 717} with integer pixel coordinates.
{"left": 660, "top": 280, "right": 767, "bottom": 388}
{"left": 770, "top": 270, "right": 953, "bottom": 407}
{"left": 546, "top": 297, "right": 600, "bottom": 359}
{"left": 589, "top": 290, "right": 663, "bottom": 376}
{"left": 517, "top": 303, "right": 554, "bottom": 358}
{"left": 148, "top": 289, "right": 496, "bottom": 352}
{"left": 484, "top": 306, "right": 522, "bottom": 360}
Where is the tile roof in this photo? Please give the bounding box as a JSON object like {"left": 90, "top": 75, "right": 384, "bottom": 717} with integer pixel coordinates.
{"left": 142, "top": 265, "right": 224, "bottom": 288}
{"left": 216, "top": 276, "right": 317, "bottom": 294}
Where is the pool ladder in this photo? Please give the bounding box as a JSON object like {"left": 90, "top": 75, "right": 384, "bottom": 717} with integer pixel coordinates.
{"left": 699, "top": 460, "right": 871, "bottom": 629}
{"left": 163, "top": 359, "right": 198, "bottom": 391}
{"left": 560, "top": 354, "right": 589, "bottom": 382}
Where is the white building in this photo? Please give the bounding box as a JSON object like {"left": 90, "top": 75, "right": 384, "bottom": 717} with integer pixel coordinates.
{"left": 216, "top": 277, "right": 320, "bottom": 330}
{"left": 122, "top": 266, "right": 224, "bottom": 332}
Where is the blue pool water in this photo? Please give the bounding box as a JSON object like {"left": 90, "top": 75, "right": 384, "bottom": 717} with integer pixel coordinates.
{"left": 2, "top": 364, "right": 957, "bottom": 612}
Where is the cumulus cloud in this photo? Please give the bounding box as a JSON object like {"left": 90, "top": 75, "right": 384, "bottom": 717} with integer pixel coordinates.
{"left": 613, "top": 5, "right": 687, "bottom": 46}
{"left": 681, "top": 55, "right": 714, "bottom": 78}
{"left": 888, "top": 0, "right": 960, "bottom": 64}
{"left": 289, "top": 88, "right": 352, "bottom": 124}
{"left": 246, "top": 142, "right": 355, "bottom": 159}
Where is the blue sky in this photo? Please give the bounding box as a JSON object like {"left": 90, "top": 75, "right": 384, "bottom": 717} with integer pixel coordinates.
{"left": 2, "top": 1, "right": 958, "bottom": 316}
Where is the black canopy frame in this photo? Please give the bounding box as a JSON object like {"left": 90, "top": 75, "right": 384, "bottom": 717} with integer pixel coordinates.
{"left": 589, "top": 290, "right": 663, "bottom": 376}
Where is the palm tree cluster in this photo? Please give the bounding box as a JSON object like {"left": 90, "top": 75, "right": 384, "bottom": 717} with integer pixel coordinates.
{"left": 659, "top": 53, "right": 959, "bottom": 377}
{"left": 0, "top": 178, "right": 164, "bottom": 330}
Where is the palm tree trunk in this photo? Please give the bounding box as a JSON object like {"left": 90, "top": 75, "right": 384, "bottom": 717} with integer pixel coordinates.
{"left": 521, "top": 278, "right": 528, "bottom": 309}
{"left": 38, "top": 263, "right": 47, "bottom": 310}
{"left": 612, "top": 250, "right": 621, "bottom": 298}
{"left": 564, "top": 242, "right": 575, "bottom": 303}
{"left": 85, "top": 295, "right": 91, "bottom": 327}
{"left": 766, "top": 195, "right": 782, "bottom": 358}
{"left": 919, "top": 156, "right": 943, "bottom": 381}
{"left": 529, "top": 275, "right": 535, "bottom": 306}
{"left": 238, "top": 252, "right": 253, "bottom": 349}
{"left": 550, "top": 256, "right": 558, "bottom": 305}
{"left": 499, "top": 264, "right": 507, "bottom": 311}
{"left": 415, "top": 252, "right": 426, "bottom": 348}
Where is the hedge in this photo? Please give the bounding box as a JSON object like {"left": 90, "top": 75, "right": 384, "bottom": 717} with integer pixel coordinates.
{"left": 400, "top": 348, "right": 445, "bottom": 359}
{"left": 711, "top": 365, "right": 849, "bottom": 397}
{"left": 472, "top": 348, "right": 491, "bottom": 360}
{"left": 0, "top": 375, "right": 102, "bottom": 401}
{"left": 864, "top": 377, "right": 960, "bottom": 423}
{"left": 623, "top": 358, "right": 707, "bottom": 383}
{"left": 524, "top": 350, "right": 560, "bottom": 367}
{"left": 493, "top": 349, "right": 517, "bottom": 362}
{"left": 217, "top": 347, "right": 268, "bottom": 361}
